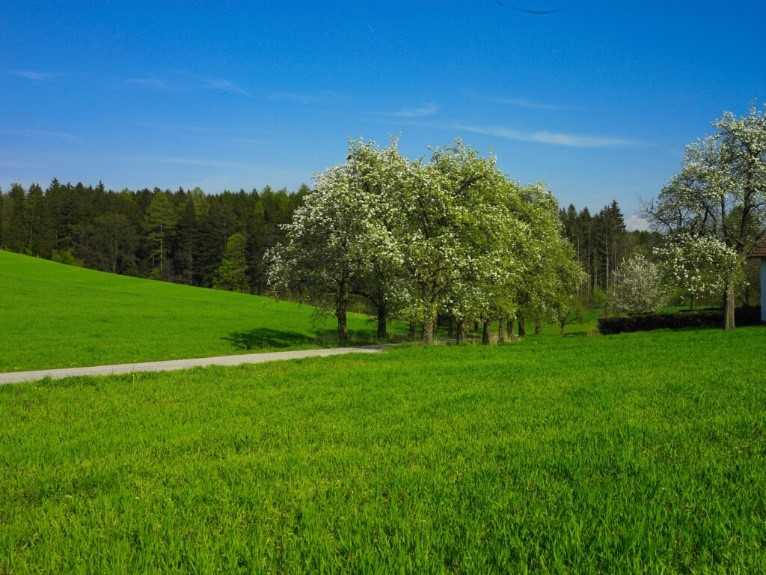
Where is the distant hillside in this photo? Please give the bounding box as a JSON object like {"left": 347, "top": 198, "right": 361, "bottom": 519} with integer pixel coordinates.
{"left": 0, "top": 250, "right": 376, "bottom": 372}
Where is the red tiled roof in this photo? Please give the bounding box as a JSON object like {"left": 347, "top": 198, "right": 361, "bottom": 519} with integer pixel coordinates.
{"left": 752, "top": 237, "right": 766, "bottom": 258}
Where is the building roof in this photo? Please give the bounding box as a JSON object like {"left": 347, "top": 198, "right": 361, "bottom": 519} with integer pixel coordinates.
{"left": 752, "top": 236, "right": 766, "bottom": 258}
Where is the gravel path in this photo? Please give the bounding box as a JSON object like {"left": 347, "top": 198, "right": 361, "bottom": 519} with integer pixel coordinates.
{"left": 0, "top": 346, "right": 383, "bottom": 385}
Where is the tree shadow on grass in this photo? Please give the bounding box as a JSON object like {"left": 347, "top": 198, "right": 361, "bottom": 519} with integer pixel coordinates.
{"left": 562, "top": 330, "right": 591, "bottom": 337}
{"left": 223, "top": 327, "right": 383, "bottom": 351}
{"left": 222, "top": 328, "right": 318, "bottom": 350}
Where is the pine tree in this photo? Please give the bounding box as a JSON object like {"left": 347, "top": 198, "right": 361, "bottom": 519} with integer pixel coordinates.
{"left": 4, "top": 184, "right": 27, "bottom": 252}
{"left": 214, "top": 232, "right": 249, "bottom": 292}
{"left": 146, "top": 192, "right": 177, "bottom": 278}
{"left": 172, "top": 197, "right": 197, "bottom": 284}
{"left": 26, "top": 183, "right": 55, "bottom": 257}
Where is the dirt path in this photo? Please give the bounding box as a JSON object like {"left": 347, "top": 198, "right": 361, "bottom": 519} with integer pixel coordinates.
{"left": 0, "top": 346, "right": 384, "bottom": 385}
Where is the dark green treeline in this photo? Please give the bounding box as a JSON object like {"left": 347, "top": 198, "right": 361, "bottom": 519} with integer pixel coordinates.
{"left": 0, "top": 180, "right": 307, "bottom": 293}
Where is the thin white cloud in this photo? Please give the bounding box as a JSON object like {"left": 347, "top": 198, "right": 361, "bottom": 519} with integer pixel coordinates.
{"left": 135, "top": 72, "right": 252, "bottom": 96}
{"left": 10, "top": 70, "right": 59, "bottom": 81}
{"left": 625, "top": 214, "right": 651, "bottom": 231}
{"left": 126, "top": 77, "right": 169, "bottom": 90}
{"left": 465, "top": 90, "right": 571, "bottom": 111}
{"left": 202, "top": 77, "right": 251, "bottom": 97}
{"left": 390, "top": 103, "right": 439, "bottom": 118}
{"left": 454, "top": 123, "right": 639, "bottom": 148}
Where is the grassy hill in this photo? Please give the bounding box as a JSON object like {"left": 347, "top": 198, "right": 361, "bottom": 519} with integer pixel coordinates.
{"left": 1, "top": 326, "right": 765, "bottom": 572}
{"left": 0, "top": 250, "right": 379, "bottom": 372}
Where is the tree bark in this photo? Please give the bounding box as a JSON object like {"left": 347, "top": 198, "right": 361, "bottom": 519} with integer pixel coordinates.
{"left": 497, "top": 316, "right": 506, "bottom": 343}
{"left": 481, "top": 320, "right": 490, "bottom": 345}
{"left": 334, "top": 276, "right": 350, "bottom": 343}
{"left": 336, "top": 303, "right": 348, "bottom": 343}
{"left": 518, "top": 314, "right": 526, "bottom": 338}
{"left": 507, "top": 318, "right": 515, "bottom": 340}
{"left": 447, "top": 317, "right": 455, "bottom": 339}
{"left": 376, "top": 305, "right": 387, "bottom": 340}
{"left": 724, "top": 283, "right": 736, "bottom": 330}
{"left": 408, "top": 320, "right": 417, "bottom": 340}
{"left": 423, "top": 315, "right": 435, "bottom": 344}
{"left": 455, "top": 319, "right": 465, "bottom": 345}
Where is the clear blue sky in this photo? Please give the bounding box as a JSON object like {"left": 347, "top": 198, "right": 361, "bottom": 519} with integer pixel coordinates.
{"left": 1, "top": 1, "right": 764, "bottom": 228}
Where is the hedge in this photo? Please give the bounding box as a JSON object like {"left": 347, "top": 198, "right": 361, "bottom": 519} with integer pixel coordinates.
{"left": 598, "top": 307, "right": 763, "bottom": 335}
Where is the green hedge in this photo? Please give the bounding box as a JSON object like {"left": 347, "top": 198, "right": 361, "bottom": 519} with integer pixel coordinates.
{"left": 598, "top": 307, "right": 763, "bottom": 335}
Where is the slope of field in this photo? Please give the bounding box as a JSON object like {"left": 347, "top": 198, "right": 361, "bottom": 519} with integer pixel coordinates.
{"left": 1, "top": 326, "right": 765, "bottom": 572}
{"left": 0, "top": 250, "right": 378, "bottom": 372}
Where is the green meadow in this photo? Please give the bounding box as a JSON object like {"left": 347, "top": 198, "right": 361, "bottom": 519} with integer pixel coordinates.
{"left": 0, "top": 250, "right": 380, "bottom": 372}
{"left": 2, "top": 326, "right": 765, "bottom": 573}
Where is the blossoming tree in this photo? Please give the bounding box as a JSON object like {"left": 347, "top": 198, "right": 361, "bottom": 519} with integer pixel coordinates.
{"left": 650, "top": 106, "right": 766, "bottom": 329}
{"left": 268, "top": 140, "right": 583, "bottom": 344}
{"left": 610, "top": 253, "right": 668, "bottom": 315}
{"left": 654, "top": 233, "right": 740, "bottom": 310}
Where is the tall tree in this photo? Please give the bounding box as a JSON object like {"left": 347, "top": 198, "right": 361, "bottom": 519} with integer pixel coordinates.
{"left": 26, "top": 184, "right": 54, "bottom": 257}
{"left": 74, "top": 213, "right": 138, "bottom": 274}
{"left": 267, "top": 161, "right": 389, "bottom": 342}
{"left": 650, "top": 106, "right": 766, "bottom": 329}
{"left": 146, "top": 192, "right": 178, "bottom": 278}
{"left": 511, "top": 185, "right": 583, "bottom": 334}
{"left": 3, "top": 184, "right": 27, "bottom": 252}
{"left": 172, "top": 196, "right": 197, "bottom": 284}
{"left": 214, "top": 232, "right": 250, "bottom": 292}
{"left": 345, "top": 141, "right": 411, "bottom": 339}
{"left": 394, "top": 143, "right": 509, "bottom": 343}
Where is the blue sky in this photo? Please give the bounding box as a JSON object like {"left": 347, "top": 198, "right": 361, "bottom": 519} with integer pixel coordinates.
{"left": 1, "top": 1, "right": 764, "bottom": 228}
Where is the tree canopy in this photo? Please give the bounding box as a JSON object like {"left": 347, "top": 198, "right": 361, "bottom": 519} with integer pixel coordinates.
{"left": 267, "top": 140, "right": 584, "bottom": 344}
{"left": 650, "top": 105, "right": 766, "bottom": 328}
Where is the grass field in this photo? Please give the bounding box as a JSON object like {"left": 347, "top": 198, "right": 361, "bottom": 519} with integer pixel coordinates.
{"left": 0, "top": 250, "right": 384, "bottom": 372}
{"left": 2, "top": 326, "right": 765, "bottom": 573}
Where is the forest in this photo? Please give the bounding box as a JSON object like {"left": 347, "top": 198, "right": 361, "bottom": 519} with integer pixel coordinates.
{"left": 0, "top": 180, "right": 306, "bottom": 293}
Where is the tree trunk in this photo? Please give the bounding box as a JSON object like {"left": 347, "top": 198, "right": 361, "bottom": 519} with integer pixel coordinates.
{"left": 376, "top": 305, "right": 387, "bottom": 340}
{"left": 534, "top": 318, "right": 543, "bottom": 335}
{"left": 481, "top": 320, "right": 490, "bottom": 345}
{"left": 518, "top": 314, "right": 526, "bottom": 338}
{"left": 497, "top": 317, "right": 506, "bottom": 343}
{"left": 724, "top": 283, "right": 736, "bottom": 330}
{"left": 408, "top": 320, "right": 417, "bottom": 340}
{"left": 336, "top": 304, "right": 348, "bottom": 343}
{"left": 507, "top": 318, "right": 515, "bottom": 340}
{"left": 422, "top": 304, "right": 438, "bottom": 344}
{"left": 447, "top": 317, "right": 455, "bottom": 339}
{"left": 456, "top": 319, "right": 465, "bottom": 345}
{"left": 336, "top": 279, "right": 349, "bottom": 343}
{"left": 423, "top": 315, "right": 435, "bottom": 344}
